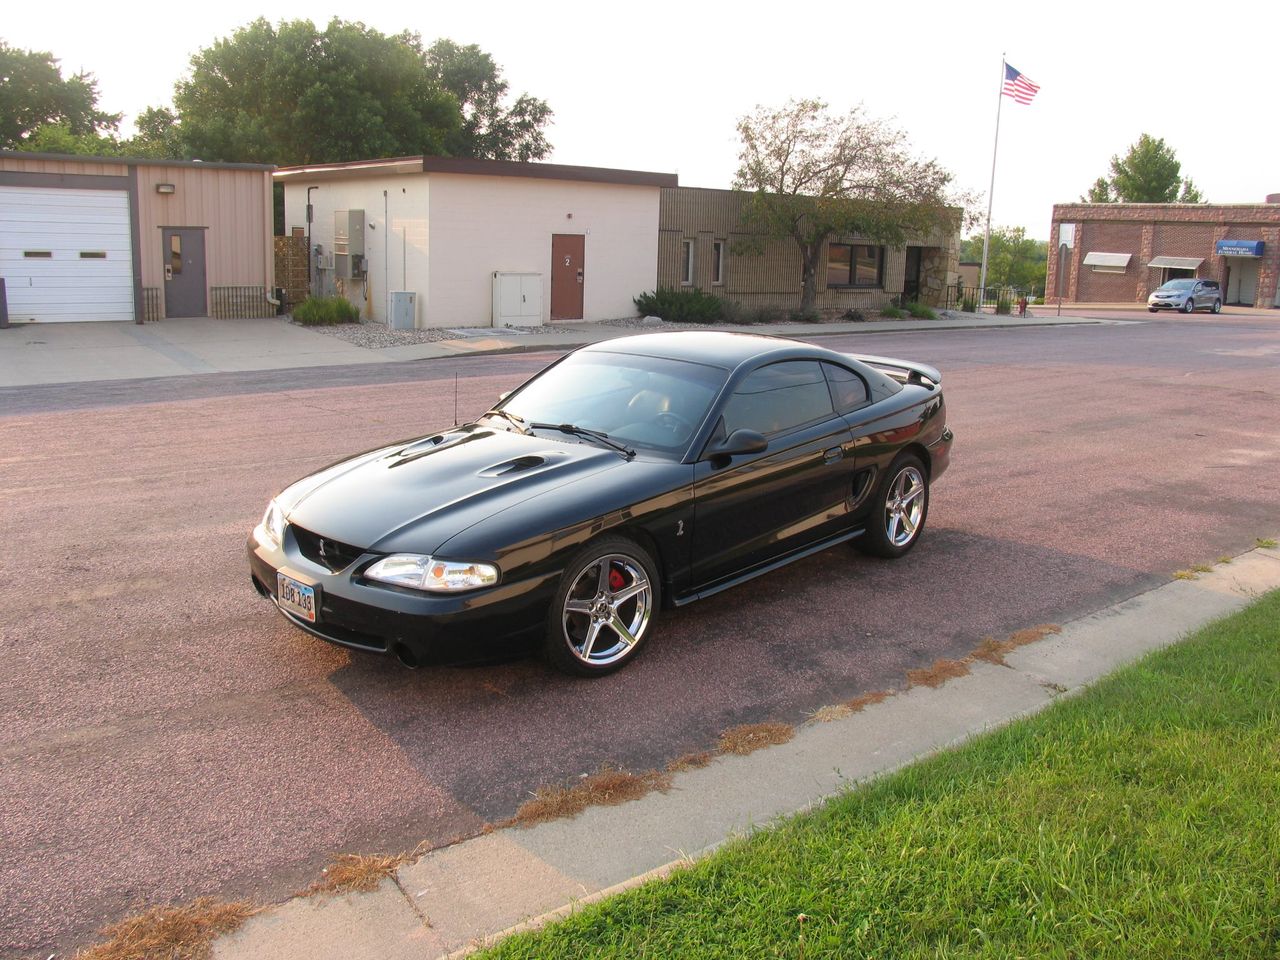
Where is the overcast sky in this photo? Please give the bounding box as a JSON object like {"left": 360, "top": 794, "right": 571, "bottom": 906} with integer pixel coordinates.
{"left": 9, "top": 0, "right": 1279, "bottom": 239}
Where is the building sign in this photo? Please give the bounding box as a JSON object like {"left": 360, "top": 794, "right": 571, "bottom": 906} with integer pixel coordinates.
{"left": 1215, "top": 239, "right": 1265, "bottom": 257}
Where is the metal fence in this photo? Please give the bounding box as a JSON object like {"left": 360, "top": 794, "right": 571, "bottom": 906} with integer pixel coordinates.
{"left": 943, "top": 285, "right": 1038, "bottom": 315}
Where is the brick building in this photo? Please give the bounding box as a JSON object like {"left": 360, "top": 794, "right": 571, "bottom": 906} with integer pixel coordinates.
{"left": 1047, "top": 197, "right": 1280, "bottom": 309}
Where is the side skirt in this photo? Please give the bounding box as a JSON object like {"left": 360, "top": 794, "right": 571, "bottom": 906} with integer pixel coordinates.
{"left": 670, "top": 527, "right": 866, "bottom": 608}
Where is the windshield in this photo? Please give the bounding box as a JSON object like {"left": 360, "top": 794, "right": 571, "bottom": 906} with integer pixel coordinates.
{"left": 496, "top": 351, "right": 728, "bottom": 456}
{"left": 1159, "top": 279, "right": 1196, "bottom": 291}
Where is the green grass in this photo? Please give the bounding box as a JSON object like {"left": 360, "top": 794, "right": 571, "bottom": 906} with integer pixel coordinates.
{"left": 292, "top": 295, "right": 359, "bottom": 325}
{"left": 481, "top": 591, "right": 1280, "bottom": 959}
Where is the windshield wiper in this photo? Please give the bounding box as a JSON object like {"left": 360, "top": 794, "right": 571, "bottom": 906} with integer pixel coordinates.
{"left": 483, "top": 408, "right": 528, "bottom": 433}
{"left": 528, "top": 422, "right": 635, "bottom": 458}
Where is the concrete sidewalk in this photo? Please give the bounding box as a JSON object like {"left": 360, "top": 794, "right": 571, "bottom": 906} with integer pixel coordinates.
{"left": 0, "top": 312, "right": 1117, "bottom": 389}
{"left": 210, "top": 545, "right": 1280, "bottom": 960}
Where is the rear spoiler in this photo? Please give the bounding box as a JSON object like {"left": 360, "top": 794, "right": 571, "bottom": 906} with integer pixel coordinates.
{"left": 847, "top": 353, "right": 942, "bottom": 388}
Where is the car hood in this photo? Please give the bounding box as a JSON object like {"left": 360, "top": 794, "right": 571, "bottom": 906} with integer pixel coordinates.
{"left": 283, "top": 425, "right": 624, "bottom": 555}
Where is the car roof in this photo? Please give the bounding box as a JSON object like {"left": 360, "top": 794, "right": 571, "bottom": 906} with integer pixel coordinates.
{"left": 578, "top": 331, "right": 844, "bottom": 369}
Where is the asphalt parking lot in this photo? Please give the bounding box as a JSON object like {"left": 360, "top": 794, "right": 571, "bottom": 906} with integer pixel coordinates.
{"left": 3, "top": 317, "right": 1279, "bottom": 958}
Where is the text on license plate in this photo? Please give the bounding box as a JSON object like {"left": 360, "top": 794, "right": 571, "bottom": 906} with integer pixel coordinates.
{"left": 277, "top": 573, "right": 318, "bottom": 623}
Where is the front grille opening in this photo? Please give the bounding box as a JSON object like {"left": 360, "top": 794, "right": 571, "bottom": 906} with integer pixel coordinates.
{"left": 291, "top": 525, "right": 365, "bottom": 573}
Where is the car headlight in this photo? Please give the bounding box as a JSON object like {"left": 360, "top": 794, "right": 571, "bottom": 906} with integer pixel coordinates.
{"left": 364, "top": 554, "right": 499, "bottom": 592}
{"left": 254, "top": 499, "right": 287, "bottom": 550}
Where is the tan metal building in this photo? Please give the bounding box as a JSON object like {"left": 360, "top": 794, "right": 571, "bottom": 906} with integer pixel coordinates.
{"left": 658, "top": 187, "right": 959, "bottom": 314}
{"left": 0, "top": 151, "right": 275, "bottom": 323}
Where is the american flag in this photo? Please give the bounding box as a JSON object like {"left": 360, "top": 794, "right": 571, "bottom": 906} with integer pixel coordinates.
{"left": 1002, "top": 63, "right": 1040, "bottom": 104}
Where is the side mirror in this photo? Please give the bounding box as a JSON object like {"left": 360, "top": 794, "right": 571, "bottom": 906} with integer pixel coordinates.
{"left": 705, "top": 428, "right": 767, "bottom": 464}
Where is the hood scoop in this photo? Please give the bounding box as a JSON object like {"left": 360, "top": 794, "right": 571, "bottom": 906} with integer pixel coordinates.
{"left": 390, "top": 430, "right": 488, "bottom": 468}
{"left": 477, "top": 452, "right": 563, "bottom": 478}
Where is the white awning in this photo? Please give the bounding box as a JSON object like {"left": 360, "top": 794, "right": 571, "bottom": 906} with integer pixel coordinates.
{"left": 1148, "top": 256, "right": 1204, "bottom": 270}
{"left": 1082, "top": 252, "right": 1131, "bottom": 268}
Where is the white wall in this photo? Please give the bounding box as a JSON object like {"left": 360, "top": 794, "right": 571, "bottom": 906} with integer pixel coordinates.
{"left": 283, "top": 174, "right": 429, "bottom": 323}
{"left": 425, "top": 174, "right": 660, "bottom": 327}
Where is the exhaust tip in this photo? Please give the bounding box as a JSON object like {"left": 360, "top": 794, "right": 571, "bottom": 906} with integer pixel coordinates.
{"left": 392, "top": 642, "right": 420, "bottom": 669}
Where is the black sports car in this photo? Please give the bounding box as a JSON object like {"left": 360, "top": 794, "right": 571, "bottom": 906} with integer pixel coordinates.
{"left": 248, "top": 332, "right": 953, "bottom": 676}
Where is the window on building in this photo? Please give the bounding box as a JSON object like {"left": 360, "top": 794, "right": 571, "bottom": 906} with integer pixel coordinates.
{"left": 79, "top": 251, "right": 107, "bottom": 259}
{"left": 826, "top": 243, "right": 884, "bottom": 287}
{"left": 170, "top": 234, "right": 183, "bottom": 275}
{"left": 23, "top": 251, "right": 52, "bottom": 259}
{"left": 712, "top": 240, "right": 726, "bottom": 285}
{"left": 680, "top": 239, "right": 694, "bottom": 285}
{"left": 721, "top": 361, "right": 835, "bottom": 437}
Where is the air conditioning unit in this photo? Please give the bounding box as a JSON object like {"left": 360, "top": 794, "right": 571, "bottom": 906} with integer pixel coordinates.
{"left": 389, "top": 291, "right": 416, "bottom": 330}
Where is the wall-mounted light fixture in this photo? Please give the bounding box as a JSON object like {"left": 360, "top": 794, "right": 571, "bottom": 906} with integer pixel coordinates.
{"left": 155, "top": 183, "right": 176, "bottom": 195}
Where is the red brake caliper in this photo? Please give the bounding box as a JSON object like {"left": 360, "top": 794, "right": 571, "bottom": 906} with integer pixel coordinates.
{"left": 608, "top": 567, "right": 626, "bottom": 592}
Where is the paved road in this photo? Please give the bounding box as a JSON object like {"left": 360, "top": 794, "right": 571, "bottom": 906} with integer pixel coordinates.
{"left": 3, "top": 318, "right": 1279, "bottom": 958}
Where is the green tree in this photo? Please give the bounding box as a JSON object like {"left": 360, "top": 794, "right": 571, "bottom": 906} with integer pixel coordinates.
{"left": 1083, "top": 134, "right": 1203, "bottom": 203}
{"left": 0, "top": 41, "right": 120, "bottom": 149}
{"left": 425, "top": 39, "right": 552, "bottom": 162}
{"left": 961, "top": 227, "right": 1047, "bottom": 295}
{"left": 733, "top": 99, "right": 964, "bottom": 313}
{"left": 163, "top": 19, "right": 552, "bottom": 166}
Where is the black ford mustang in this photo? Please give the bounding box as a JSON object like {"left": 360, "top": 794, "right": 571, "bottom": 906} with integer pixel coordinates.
{"left": 248, "top": 332, "right": 953, "bottom": 676}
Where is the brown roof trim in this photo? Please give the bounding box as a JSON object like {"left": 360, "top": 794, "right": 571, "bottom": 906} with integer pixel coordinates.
{"left": 0, "top": 149, "right": 273, "bottom": 171}
{"left": 419, "top": 156, "right": 677, "bottom": 188}
{"left": 274, "top": 156, "right": 424, "bottom": 177}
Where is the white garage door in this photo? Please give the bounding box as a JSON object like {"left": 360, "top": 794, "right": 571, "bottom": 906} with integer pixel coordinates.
{"left": 0, "top": 186, "right": 134, "bottom": 322}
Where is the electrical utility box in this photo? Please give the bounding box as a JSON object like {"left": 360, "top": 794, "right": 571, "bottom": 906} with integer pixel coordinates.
{"left": 492, "top": 272, "right": 543, "bottom": 327}
{"left": 334, "top": 209, "right": 366, "bottom": 280}
{"left": 389, "top": 291, "right": 417, "bottom": 330}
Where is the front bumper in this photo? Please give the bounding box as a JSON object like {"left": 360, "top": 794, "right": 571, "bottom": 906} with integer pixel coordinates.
{"left": 247, "top": 532, "right": 558, "bottom": 666}
{"left": 1147, "top": 298, "right": 1186, "bottom": 310}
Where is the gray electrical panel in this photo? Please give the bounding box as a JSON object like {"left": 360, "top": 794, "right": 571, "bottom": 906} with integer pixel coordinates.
{"left": 334, "top": 209, "right": 366, "bottom": 280}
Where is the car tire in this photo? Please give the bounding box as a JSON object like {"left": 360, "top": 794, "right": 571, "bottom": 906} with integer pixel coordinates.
{"left": 857, "top": 454, "right": 930, "bottom": 559}
{"left": 1148, "top": 307, "right": 1158, "bottom": 313}
{"left": 1182, "top": 298, "right": 1195, "bottom": 314}
{"left": 1212, "top": 299, "right": 1222, "bottom": 314}
{"left": 544, "top": 535, "right": 661, "bottom": 676}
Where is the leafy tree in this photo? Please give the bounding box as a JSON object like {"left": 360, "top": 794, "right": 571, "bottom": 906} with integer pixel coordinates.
{"left": 733, "top": 99, "right": 965, "bottom": 313}
{"left": 161, "top": 19, "right": 552, "bottom": 166}
{"left": 1084, "top": 134, "right": 1203, "bottom": 203}
{"left": 425, "top": 39, "right": 552, "bottom": 162}
{"left": 0, "top": 41, "right": 120, "bottom": 149}
{"left": 961, "top": 227, "right": 1047, "bottom": 295}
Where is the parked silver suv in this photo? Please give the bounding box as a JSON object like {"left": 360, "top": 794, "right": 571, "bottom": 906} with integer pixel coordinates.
{"left": 1147, "top": 278, "right": 1221, "bottom": 314}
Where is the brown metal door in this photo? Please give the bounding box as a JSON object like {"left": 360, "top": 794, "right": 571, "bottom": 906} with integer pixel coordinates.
{"left": 162, "top": 227, "right": 208, "bottom": 318}
{"left": 551, "top": 234, "right": 585, "bottom": 320}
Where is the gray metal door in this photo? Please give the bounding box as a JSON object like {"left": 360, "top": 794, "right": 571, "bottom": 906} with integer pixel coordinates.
{"left": 162, "top": 227, "right": 207, "bottom": 317}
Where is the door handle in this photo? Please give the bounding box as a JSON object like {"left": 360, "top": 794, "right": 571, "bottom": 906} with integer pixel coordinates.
{"left": 823, "top": 447, "right": 843, "bottom": 464}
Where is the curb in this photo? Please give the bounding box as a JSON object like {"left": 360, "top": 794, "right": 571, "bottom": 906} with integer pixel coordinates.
{"left": 208, "top": 542, "right": 1280, "bottom": 960}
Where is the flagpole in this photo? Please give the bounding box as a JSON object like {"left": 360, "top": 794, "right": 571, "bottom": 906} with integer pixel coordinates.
{"left": 978, "top": 55, "right": 1005, "bottom": 312}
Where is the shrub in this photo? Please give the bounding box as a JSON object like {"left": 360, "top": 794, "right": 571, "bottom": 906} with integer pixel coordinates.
{"left": 905, "top": 301, "right": 937, "bottom": 320}
{"left": 839, "top": 309, "right": 866, "bottom": 323}
{"left": 633, "top": 288, "right": 725, "bottom": 324}
{"left": 737, "top": 305, "right": 786, "bottom": 325}
{"left": 293, "top": 295, "right": 360, "bottom": 326}
{"left": 995, "top": 295, "right": 1013, "bottom": 315}
{"left": 960, "top": 296, "right": 978, "bottom": 313}
{"left": 881, "top": 305, "right": 907, "bottom": 319}
{"left": 787, "top": 308, "right": 822, "bottom": 323}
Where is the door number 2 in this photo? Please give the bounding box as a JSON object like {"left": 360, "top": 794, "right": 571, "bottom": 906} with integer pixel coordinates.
{"left": 563, "top": 256, "right": 571, "bottom": 267}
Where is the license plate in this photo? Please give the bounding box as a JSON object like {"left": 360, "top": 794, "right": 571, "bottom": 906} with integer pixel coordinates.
{"left": 277, "top": 572, "right": 318, "bottom": 623}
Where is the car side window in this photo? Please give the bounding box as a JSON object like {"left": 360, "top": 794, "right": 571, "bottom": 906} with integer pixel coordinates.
{"left": 721, "top": 361, "right": 835, "bottom": 437}
{"left": 822, "top": 363, "right": 869, "bottom": 413}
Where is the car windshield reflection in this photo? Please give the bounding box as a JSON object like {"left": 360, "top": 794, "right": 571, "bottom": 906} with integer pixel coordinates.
{"left": 497, "top": 351, "right": 727, "bottom": 456}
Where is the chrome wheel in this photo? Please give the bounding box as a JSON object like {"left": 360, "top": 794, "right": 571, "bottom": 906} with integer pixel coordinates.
{"left": 560, "top": 553, "right": 654, "bottom": 667}
{"left": 1182, "top": 298, "right": 1194, "bottom": 314}
{"left": 1212, "top": 299, "right": 1222, "bottom": 314}
{"left": 884, "top": 465, "right": 926, "bottom": 547}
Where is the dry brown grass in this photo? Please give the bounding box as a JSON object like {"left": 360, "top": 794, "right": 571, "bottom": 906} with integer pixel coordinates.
{"left": 970, "top": 625, "right": 1062, "bottom": 666}
{"left": 666, "top": 750, "right": 717, "bottom": 773}
{"left": 718, "top": 722, "right": 795, "bottom": 755}
{"left": 906, "top": 658, "right": 971, "bottom": 688}
{"left": 75, "top": 898, "right": 254, "bottom": 960}
{"left": 1191, "top": 563, "right": 1213, "bottom": 574}
{"left": 1217, "top": 555, "right": 1233, "bottom": 565}
{"left": 303, "top": 852, "right": 411, "bottom": 897}
{"left": 808, "top": 703, "right": 855, "bottom": 723}
{"left": 1006, "top": 624, "right": 1062, "bottom": 647}
{"left": 1173, "top": 569, "right": 1198, "bottom": 581}
{"left": 810, "top": 690, "right": 894, "bottom": 724}
{"left": 509, "top": 767, "right": 673, "bottom": 828}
